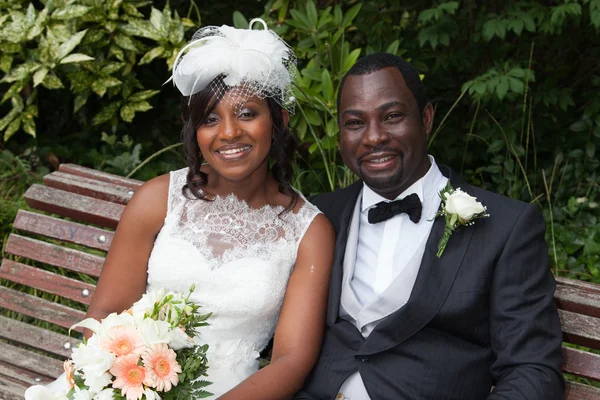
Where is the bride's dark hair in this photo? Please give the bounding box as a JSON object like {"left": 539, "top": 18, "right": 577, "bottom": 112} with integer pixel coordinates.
{"left": 180, "top": 76, "right": 299, "bottom": 212}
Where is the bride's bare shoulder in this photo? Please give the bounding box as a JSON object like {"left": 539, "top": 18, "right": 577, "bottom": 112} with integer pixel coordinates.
{"left": 121, "top": 173, "right": 171, "bottom": 225}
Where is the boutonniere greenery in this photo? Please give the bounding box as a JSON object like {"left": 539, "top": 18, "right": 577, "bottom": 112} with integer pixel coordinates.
{"left": 432, "top": 183, "right": 489, "bottom": 258}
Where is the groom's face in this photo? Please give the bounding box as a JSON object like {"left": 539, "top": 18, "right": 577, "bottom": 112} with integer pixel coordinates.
{"left": 338, "top": 67, "right": 434, "bottom": 200}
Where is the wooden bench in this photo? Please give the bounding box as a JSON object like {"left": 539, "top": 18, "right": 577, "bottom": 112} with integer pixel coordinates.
{"left": 1, "top": 164, "right": 599, "bottom": 399}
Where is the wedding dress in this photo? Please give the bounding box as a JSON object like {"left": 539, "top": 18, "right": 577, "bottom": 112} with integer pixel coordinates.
{"left": 146, "top": 167, "right": 321, "bottom": 397}
{"left": 24, "top": 167, "right": 321, "bottom": 399}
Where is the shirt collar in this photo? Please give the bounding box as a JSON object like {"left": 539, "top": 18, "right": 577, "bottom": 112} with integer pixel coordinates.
{"left": 361, "top": 155, "right": 441, "bottom": 213}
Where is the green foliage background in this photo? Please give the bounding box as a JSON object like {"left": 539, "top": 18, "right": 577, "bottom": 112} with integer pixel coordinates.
{"left": 1, "top": 0, "right": 599, "bottom": 282}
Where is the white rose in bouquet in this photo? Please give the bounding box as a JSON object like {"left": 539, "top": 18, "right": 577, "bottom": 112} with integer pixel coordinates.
{"left": 131, "top": 288, "right": 167, "bottom": 321}
{"left": 137, "top": 318, "right": 173, "bottom": 346}
{"left": 70, "top": 336, "right": 115, "bottom": 384}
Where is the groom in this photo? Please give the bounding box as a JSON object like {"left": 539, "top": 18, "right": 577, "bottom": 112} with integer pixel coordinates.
{"left": 296, "top": 53, "right": 564, "bottom": 399}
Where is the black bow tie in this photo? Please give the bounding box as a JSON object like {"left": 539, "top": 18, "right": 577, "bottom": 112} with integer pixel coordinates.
{"left": 367, "top": 193, "right": 422, "bottom": 224}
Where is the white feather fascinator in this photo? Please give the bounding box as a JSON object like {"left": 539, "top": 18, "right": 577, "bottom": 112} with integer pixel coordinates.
{"left": 170, "top": 18, "right": 296, "bottom": 113}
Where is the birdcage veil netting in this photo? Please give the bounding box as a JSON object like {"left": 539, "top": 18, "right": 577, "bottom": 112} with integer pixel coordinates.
{"left": 170, "top": 18, "right": 297, "bottom": 113}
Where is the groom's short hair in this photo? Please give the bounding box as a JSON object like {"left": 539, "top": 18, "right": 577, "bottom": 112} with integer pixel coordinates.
{"left": 337, "top": 53, "right": 428, "bottom": 118}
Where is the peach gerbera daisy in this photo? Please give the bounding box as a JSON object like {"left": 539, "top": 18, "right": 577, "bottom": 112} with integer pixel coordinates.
{"left": 63, "top": 360, "right": 76, "bottom": 390}
{"left": 110, "top": 353, "right": 147, "bottom": 400}
{"left": 142, "top": 344, "right": 181, "bottom": 392}
{"left": 101, "top": 326, "right": 144, "bottom": 357}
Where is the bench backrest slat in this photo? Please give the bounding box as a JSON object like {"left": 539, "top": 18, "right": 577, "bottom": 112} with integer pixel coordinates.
{"left": 0, "top": 315, "right": 80, "bottom": 359}
{"left": 565, "top": 381, "right": 600, "bottom": 399}
{"left": 24, "top": 184, "right": 124, "bottom": 229}
{"left": 559, "top": 309, "right": 600, "bottom": 349}
{"left": 44, "top": 171, "right": 135, "bottom": 204}
{"left": 0, "top": 341, "right": 64, "bottom": 380}
{"left": 557, "top": 276, "right": 600, "bottom": 294}
{"left": 13, "top": 210, "right": 113, "bottom": 251}
{"left": 0, "top": 286, "right": 85, "bottom": 330}
{"left": 58, "top": 163, "right": 143, "bottom": 190}
{"left": 555, "top": 284, "right": 600, "bottom": 319}
{"left": 0, "top": 360, "right": 57, "bottom": 388}
{"left": 562, "top": 347, "right": 600, "bottom": 381}
{"left": 5, "top": 234, "right": 104, "bottom": 277}
{"left": 0, "top": 259, "right": 96, "bottom": 305}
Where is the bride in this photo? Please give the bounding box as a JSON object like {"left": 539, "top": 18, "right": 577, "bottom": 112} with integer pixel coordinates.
{"left": 27, "top": 18, "right": 334, "bottom": 400}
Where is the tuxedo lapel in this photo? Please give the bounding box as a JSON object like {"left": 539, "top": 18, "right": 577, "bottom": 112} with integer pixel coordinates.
{"left": 359, "top": 167, "right": 475, "bottom": 356}
{"left": 327, "top": 181, "right": 363, "bottom": 326}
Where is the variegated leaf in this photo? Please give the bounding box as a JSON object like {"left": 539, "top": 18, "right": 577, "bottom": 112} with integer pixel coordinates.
{"left": 42, "top": 73, "right": 64, "bottom": 89}
{"left": 60, "top": 53, "right": 95, "bottom": 64}
{"left": 139, "top": 46, "right": 164, "bottom": 65}
{"left": 33, "top": 67, "right": 49, "bottom": 87}
{"left": 57, "top": 29, "right": 88, "bottom": 60}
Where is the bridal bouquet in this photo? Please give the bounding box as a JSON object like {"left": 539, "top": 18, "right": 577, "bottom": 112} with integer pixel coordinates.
{"left": 25, "top": 286, "right": 212, "bottom": 400}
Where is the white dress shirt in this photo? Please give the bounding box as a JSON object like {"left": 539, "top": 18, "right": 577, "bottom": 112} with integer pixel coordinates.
{"left": 338, "top": 156, "right": 448, "bottom": 400}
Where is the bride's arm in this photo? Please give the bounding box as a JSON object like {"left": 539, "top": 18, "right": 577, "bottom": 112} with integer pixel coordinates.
{"left": 218, "top": 213, "right": 335, "bottom": 400}
{"left": 83, "top": 174, "right": 169, "bottom": 339}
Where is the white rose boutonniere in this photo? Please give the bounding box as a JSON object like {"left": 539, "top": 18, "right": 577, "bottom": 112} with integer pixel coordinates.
{"left": 432, "top": 183, "right": 489, "bottom": 258}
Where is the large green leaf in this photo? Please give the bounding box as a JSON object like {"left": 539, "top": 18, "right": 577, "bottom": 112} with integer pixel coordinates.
{"left": 233, "top": 11, "right": 248, "bottom": 29}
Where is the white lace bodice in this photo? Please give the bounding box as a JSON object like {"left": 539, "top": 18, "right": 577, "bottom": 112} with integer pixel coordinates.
{"left": 146, "top": 168, "right": 321, "bottom": 398}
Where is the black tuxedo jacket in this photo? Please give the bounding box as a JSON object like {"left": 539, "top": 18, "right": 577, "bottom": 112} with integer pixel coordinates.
{"left": 296, "top": 167, "right": 564, "bottom": 400}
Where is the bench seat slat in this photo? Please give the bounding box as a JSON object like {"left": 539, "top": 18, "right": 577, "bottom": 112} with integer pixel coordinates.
{"left": 58, "top": 163, "right": 142, "bottom": 190}
{"left": 563, "top": 347, "right": 600, "bottom": 381}
{"left": 555, "top": 284, "right": 600, "bottom": 319}
{"left": 0, "top": 341, "right": 64, "bottom": 380}
{"left": 0, "top": 315, "right": 80, "bottom": 358}
{"left": 5, "top": 234, "right": 104, "bottom": 277}
{"left": 565, "top": 381, "right": 600, "bottom": 400}
{"left": 0, "top": 259, "right": 95, "bottom": 305}
{"left": 14, "top": 210, "right": 113, "bottom": 251}
{"left": 24, "top": 184, "right": 124, "bottom": 229}
{"left": 0, "top": 286, "right": 85, "bottom": 330}
{"left": 45, "top": 171, "right": 135, "bottom": 205}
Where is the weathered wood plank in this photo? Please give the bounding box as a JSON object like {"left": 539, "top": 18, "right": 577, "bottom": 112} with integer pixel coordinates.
{"left": 0, "top": 361, "right": 57, "bottom": 387}
{"left": 555, "top": 284, "right": 600, "bottom": 319}
{"left": 0, "top": 341, "right": 64, "bottom": 380}
{"left": 59, "top": 163, "right": 142, "bottom": 190}
{"left": 0, "top": 316, "right": 81, "bottom": 358}
{"left": 45, "top": 171, "right": 135, "bottom": 204}
{"left": 0, "top": 260, "right": 95, "bottom": 305}
{"left": 0, "top": 286, "right": 85, "bottom": 330}
{"left": 0, "top": 370, "right": 30, "bottom": 400}
{"left": 5, "top": 234, "right": 104, "bottom": 277}
{"left": 558, "top": 277, "right": 600, "bottom": 295}
{"left": 24, "top": 184, "right": 124, "bottom": 229}
{"left": 560, "top": 309, "right": 600, "bottom": 349}
{"left": 14, "top": 210, "right": 113, "bottom": 252}
{"left": 563, "top": 347, "right": 600, "bottom": 381}
{"left": 565, "top": 381, "right": 600, "bottom": 400}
